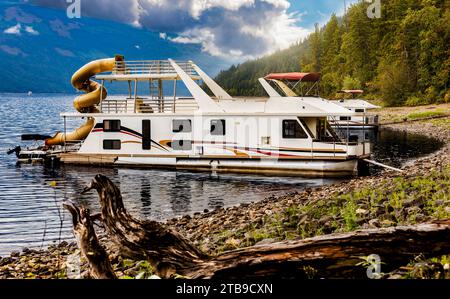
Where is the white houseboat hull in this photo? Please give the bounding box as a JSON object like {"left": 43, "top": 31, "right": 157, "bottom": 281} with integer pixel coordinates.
{"left": 56, "top": 152, "right": 361, "bottom": 177}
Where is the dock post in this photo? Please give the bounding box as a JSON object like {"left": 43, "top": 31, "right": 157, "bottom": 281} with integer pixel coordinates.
{"left": 173, "top": 79, "right": 177, "bottom": 113}
{"left": 134, "top": 79, "right": 137, "bottom": 113}
{"left": 63, "top": 115, "right": 67, "bottom": 152}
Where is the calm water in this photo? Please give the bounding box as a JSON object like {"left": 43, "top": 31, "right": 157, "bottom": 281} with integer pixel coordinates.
{"left": 0, "top": 94, "right": 443, "bottom": 256}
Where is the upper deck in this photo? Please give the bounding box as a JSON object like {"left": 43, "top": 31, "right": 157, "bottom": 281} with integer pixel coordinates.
{"left": 95, "top": 60, "right": 201, "bottom": 81}
{"left": 64, "top": 59, "right": 357, "bottom": 117}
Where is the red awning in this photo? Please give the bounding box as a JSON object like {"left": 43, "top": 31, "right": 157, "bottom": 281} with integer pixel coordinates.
{"left": 265, "top": 72, "right": 321, "bottom": 82}
{"left": 339, "top": 89, "right": 364, "bottom": 94}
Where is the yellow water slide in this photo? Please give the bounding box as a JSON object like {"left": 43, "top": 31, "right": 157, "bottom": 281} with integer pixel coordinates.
{"left": 45, "top": 57, "right": 118, "bottom": 146}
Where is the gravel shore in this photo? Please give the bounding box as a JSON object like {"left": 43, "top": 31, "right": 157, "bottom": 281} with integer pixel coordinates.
{"left": 1, "top": 105, "right": 449, "bottom": 279}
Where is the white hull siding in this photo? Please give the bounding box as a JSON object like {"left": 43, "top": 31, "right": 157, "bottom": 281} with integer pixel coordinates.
{"left": 77, "top": 114, "right": 370, "bottom": 158}
{"left": 116, "top": 157, "right": 359, "bottom": 177}
{"left": 58, "top": 154, "right": 358, "bottom": 177}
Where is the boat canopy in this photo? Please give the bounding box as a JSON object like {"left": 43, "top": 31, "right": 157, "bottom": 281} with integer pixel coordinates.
{"left": 265, "top": 72, "right": 320, "bottom": 82}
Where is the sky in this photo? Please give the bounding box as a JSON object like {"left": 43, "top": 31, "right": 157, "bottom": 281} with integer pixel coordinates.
{"left": 9, "top": 0, "right": 358, "bottom": 62}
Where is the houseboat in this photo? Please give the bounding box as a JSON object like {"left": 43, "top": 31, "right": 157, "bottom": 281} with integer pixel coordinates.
{"left": 11, "top": 57, "right": 371, "bottom": 177}
{"left": 262, "top": 74, "right": 380, "bottom": 130}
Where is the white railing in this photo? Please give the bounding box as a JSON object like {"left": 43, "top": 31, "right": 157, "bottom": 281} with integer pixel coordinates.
{"left": 100, "top": 100, "right": 130, "bottom": 113}
{"left": 99, "top": 98, "right": 199, "bottom": 114}
{"left": 135, "top": 98, "right": 199, "bottom": 113}
{"left": 112, "top": 60, "right": 196, "bottom": 76}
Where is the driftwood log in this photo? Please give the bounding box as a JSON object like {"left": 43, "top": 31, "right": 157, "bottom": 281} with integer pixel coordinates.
{"left": 63, "top": 202, "right": 116, "bottom": 279}
{"left": 65, "top": 174, "right": 450, "bottom": 279}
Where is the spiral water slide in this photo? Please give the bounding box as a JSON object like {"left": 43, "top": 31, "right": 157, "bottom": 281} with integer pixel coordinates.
{"left": 45, "top": 58, "right": 116, "bottom": 146}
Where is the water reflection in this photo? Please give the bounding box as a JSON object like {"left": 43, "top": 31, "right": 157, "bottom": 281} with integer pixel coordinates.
{"left": 140, "top": 177, "right": 152, "bottom": 210}
{"left": 336, "top": 128, "right": 444, "bottom": 170}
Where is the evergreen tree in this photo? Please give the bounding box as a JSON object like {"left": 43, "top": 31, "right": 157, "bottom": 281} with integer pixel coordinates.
{"left": 214, "top": 0, "right": 449, "bottom": 106}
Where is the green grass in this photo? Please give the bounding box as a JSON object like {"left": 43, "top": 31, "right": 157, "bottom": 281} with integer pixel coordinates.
{"left": 407, "top": 110, "right": 446, "bottom": 120}
{"left": 207, "top": 166, "right": 450, "bottom": 254}
{"left": 431, "top": 118, "right": 450, "bottom": 130}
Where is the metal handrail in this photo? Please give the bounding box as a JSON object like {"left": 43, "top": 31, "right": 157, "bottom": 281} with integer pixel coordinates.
{"left": 100, "top": 98, "right": 199, "bottom": 114}
{"left": 100, "top": 100, "right": 129, "bottom": 113}
{"left": 136, "top": 98, "right": 199, "bottom": 113}
{"left": 112, "top": 60, "right": 196, "bottom": 76}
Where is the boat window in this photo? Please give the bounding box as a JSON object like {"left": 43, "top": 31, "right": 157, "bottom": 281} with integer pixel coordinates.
{"left": 104, "top": 120, "right": 121, "bottom": 132}
{"left": 103, "top": 139, "right": 121, "bottom": 150}
{"left": 172, "top": 140, "right": 192, "bottom": 151}
{"left": 340, "top": 116, "right": 351, "bottom": 121}
{"left": 173, "top": 119, "right": 192, "bottom": 133}
{"left": 355, "top": 109, "right": 365, "bottom": 113}
{"left": 210, "top": 119, "right": 226, "bottom": 136}
{"left": 282, "top": 120, "right": 308, "bottom": 139}
{"left": 142, "top": 120, "right": 151, "bottom": 150}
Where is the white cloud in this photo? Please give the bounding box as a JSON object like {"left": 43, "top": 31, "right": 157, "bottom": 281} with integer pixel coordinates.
{"left": 138, "top": 0, "right": 310, "bottom": 60}
{"left": 25, "top": 26, "right": 39, "bottom": 35}
{"left": 31, "top": 0, "right": 311, "bottom": 60}
{"left": 4, "top": 23, "right": 22, "bottom": 35}
{"left": 3, "top": 23, "right": 40, "bottom": 36}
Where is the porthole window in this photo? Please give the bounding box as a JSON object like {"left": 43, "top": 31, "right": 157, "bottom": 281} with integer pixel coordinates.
{"left": 103, "top": 139, "right": 121, "bottom": 150}
{"left": 103, "top": 120, "right": 121, "bottom": 132}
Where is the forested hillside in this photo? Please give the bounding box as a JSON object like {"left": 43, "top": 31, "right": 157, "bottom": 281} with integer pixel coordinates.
{"left": 215, "top": 0, "right": 450, "bottom": 106}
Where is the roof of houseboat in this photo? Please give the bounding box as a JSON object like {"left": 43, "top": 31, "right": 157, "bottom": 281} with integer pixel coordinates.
{"left": 332, "top": 99, "right": 381, "bottom": 109}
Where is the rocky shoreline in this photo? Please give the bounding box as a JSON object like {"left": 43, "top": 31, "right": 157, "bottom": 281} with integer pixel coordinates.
{"left": 1, "top": 106, "right": 449, "bottom": 279}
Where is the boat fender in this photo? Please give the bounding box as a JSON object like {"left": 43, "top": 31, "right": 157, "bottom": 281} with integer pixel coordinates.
{"left": 210, "top": 160, "right": 219, "bottom": 171}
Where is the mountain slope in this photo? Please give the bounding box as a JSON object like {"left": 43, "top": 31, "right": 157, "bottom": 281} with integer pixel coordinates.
{"left": 0, "top": 3, "right": 230, "bottom": 93}
{"left": 214, "top": 41, "right": 310, "bottom": 96}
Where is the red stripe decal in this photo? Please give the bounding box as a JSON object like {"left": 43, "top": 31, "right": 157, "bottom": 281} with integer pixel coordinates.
{"left": 91, "top": 129, "right": 141, "bottom": 139}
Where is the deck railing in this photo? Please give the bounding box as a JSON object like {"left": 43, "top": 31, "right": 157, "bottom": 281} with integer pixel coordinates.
{"left": 100, "top": 100, "right": 130, "bottom": 113}
{"left": 136, "top": 98, "right": 199, "bottom": 113}
{"left": 99, "top": 98, "right": 199, "bottom": 114}
{"left": 112, "top": 60, "right": 196, "bottom": 76}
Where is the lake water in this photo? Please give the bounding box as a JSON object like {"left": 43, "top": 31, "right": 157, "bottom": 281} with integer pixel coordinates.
{"left": 0, "top": 93, "right": 443, "bottom": 256}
